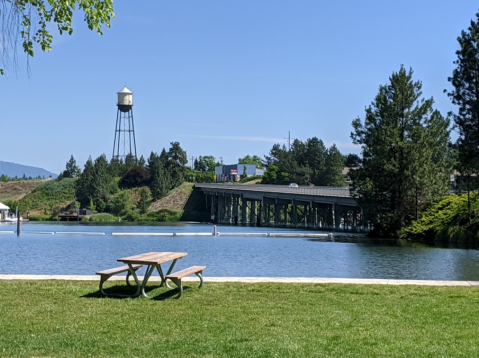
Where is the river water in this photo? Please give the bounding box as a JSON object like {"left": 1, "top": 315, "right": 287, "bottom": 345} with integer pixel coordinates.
{"left": 1, "top": 222, "right": 479, "bottom": 280}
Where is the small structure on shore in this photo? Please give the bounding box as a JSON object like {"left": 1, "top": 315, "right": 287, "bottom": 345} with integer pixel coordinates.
{"left": 0, "top": 201, "right": 9, "bottom": 221}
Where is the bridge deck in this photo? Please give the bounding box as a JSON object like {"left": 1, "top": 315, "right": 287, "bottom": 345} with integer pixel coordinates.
{"left": 195, "top": 183, "right": 351, "bottom": 198}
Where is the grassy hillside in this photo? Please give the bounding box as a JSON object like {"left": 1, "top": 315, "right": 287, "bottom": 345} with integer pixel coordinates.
{"left": 1, "top": 179, "right": 210, "bottom": 222}
{"left": 0, "top": 179, "right": 47, "bottom": 202}
{"left": 17, "top": 178, "right": 77, "bottom": 216}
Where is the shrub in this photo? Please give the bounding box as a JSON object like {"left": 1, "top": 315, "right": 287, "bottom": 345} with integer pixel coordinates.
{"left": 400, "top": 194, "right": 479, "bottom": 243}
{"left": 119, "top": 166, "right": 151, "bottom": 189}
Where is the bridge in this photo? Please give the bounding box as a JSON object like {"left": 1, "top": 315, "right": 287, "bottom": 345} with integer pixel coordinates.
{"left": 195, "top": 183, "right": 367, "bottom": 232}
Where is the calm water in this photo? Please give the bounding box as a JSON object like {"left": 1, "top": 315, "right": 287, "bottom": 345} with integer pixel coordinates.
{"left": 1, "top": 222, "right": 479, "bottom": 280}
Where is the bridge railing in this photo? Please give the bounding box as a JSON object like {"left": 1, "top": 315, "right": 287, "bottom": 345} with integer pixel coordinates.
{"left": 195, "top": 183, "right": 352, "bottom": 198}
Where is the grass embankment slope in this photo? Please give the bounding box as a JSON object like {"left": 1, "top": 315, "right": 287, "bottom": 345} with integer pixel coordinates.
{"left": 141, "top": 182, "right": 209, "bottom": 222}
{"left": 1, "top": 280, "right": 478, "bottom": 357}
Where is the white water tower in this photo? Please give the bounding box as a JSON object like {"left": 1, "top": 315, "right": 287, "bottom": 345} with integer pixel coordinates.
{"left": 112, "top": 86, "right": 137, "bottom": 162}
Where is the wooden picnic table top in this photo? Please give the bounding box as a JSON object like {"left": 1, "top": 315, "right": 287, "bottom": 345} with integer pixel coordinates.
{"left": 117, "top": 252, "right": 188, "bottom": 265}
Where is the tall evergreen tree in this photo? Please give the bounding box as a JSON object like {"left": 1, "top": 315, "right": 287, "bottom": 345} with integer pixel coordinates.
{"left": 446, "top": 10, "right": 479, "bottom": 220}
{"left": 91, "top": 154, "right": 114, "bottom": 208}
{"left": 148, "top": 151, "right": 169, "bottom": 199}
{"left": 351, "top": 66, "right": 452, "bottom": 236}
{"left": 324, "top": 144, "right": 346, "bottom": 187}
{"left": 61, "top": 155, "right": 81, "bottom": 178}
{"left": 137, "top": 187, "right": 151, "bottom": 215}
{"left": 138, "top": 155, "right": 146, "bottom": 167}
{"left": 305, "top": 137, "right": 327, "bottom": 185}
{"left": 75, "top": 157, "right": 94, "bottom": 206}
{"left": 167, "top": 142, "right": 187, "bottom": 188}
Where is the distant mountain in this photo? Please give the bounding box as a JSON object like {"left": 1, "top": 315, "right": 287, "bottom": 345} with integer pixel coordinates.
{"left": 0, "top": 161, "right": 58, "bottom": 179}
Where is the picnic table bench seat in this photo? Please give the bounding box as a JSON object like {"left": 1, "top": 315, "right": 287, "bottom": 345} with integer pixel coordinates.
{"left": 166, "top": 265, "right": 206, "bottom": 298}
{"left": 96, "top": 264, "right": 143, "bottom": 296}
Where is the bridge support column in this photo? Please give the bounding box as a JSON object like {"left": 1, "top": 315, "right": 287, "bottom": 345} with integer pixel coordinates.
{"left": 283, "top": 204, "right": 289, "bottom": 226}
{"left": 274, "top": 203, "right": 281, "bottom": 226}
{"left": 263, "top": 202, "right": 268, "bottom": 226}
{"left": 333, "top": 203, "right": 341, "bottom": 230}
{"left": 232, "top": 196, "right": 239, "bottom": 225}
{"left": 225, "top": 196, "right": 232, "bottom": 224}
{"left": 249, "top": 201, "right": 256, "bottom": 225}
{"left": 210, "top": 195, "right": 216, "bottom": 221}
{"left": 217, "top": 195, "right": 224, "bottom": 223}
{"left": 241, "top": 198, "right": 247, "bottom": 225}
{"left": 292, "top": 204, "right": 298, "bottom": 227}
{"left": 265, "top": 203, "right": 270, "bottom": 226}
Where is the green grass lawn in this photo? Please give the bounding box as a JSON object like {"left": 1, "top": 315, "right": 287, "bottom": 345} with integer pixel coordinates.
{"left": 1, "top": 280, "right": 479, "bottom": 357}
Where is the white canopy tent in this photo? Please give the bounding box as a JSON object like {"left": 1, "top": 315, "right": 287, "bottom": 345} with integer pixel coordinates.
{"left": 0, "top": 201, "right": 10, "bottom": 221}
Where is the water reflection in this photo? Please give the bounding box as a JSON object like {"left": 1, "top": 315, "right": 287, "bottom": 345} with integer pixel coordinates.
{"left": 1, "top": 222, "right": 479, "bottom": 280}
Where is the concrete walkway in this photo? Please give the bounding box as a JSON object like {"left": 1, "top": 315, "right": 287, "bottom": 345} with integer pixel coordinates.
{"left": 1, "top": 274, "right": 479, "bottom": 286}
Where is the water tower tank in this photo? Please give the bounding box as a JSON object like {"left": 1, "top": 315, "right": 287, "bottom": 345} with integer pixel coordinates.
{"left": 117, "top": 86, "right": 133, "bottom": 112}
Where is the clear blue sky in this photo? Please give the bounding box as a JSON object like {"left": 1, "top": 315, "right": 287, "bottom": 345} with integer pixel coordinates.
{"left": 2, "top": 1, "right": 478, "bottom": 175}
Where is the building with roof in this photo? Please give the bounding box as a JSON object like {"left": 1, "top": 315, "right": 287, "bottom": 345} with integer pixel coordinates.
{"left": 215, "top": 164, "right": 264, "bottom": 182}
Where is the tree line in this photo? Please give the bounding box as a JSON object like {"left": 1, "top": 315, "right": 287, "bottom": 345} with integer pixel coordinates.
{"left": 66, "top": 142, "right": 187, "bottom": 217}
{"left": 261, "top": 139, "right": 349, "bottom": 186}
{"left": 350, "top": 10, "right": 479, "bottom": 238}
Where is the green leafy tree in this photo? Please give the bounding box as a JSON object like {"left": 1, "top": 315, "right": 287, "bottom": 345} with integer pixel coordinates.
{"left": 194, "top": 155, "right": 219, "bottom": 172}
{"left": 446, "top": 10, "right": 479, "bottom": 221}
{"left": 110, "top": 190, "right": 131, "bottom": 216}
{"left": 1, "top": 0, "right": 114, "bottom": 75}
{"left": 262, "top": 164, "right": 279, "bottom": 184}
{"left": 351, "top": 66, "right": 452, "bottom": 236}
{"left": 119, "top": 166, "right": 150, "bottom": 189}
{"left": 88, "top": 199, "right": 95, "bottom": 212}
{"left": 238, "top": 155, "right": 264, "bottom": 169}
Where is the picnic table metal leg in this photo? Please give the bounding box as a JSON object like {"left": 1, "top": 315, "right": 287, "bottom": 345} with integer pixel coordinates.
{"left": 156, "top": 264, "right": 166, "bottom": 287}
{"left": 99, "top": 275, "right": 111, "bottom": 296}
{"left": 127, "top": 263, "right": 142, "bottom": 298}
{"left": 140, "top": 264, "right": 156, "bottom": 298}
{"left": 168, "top": 278, "right": 184, "bottom": 299}
{"left": 163, "top": 259, "right": 179, "bottom": 289}
{"left": 99, "top": 265, "right": 142, "bottom": 298}
{"left": 196, "top": 271, "right": 204, "bottom": 289}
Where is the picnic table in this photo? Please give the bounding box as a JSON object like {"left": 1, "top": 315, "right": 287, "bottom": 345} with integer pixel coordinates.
{"left": 116, "top": 251, "right": 187, "bottom": 298}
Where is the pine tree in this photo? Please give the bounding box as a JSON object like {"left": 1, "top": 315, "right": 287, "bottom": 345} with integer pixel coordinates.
{"left": 62, "top": 155, "right": 81, "bottom": 178}
{"left": 148, "top": 151, "right": 169, "bottom": 199}
{"left": 351, "top": 66, "right": 452, "bottom": 236}
{"left": 75, "top": 157, "right": 94, "bottom": 206}
{"left": 324, "top": 144, "right": 346, "bottom": 187}
{"left": 137, "top": 188, "right": 151, "bottom": 214}
{"left": 305, "top": 137, "right": 327, "bottom": 185}
{"left": 446, "top": 10, "right": 479, "bottom": 220}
